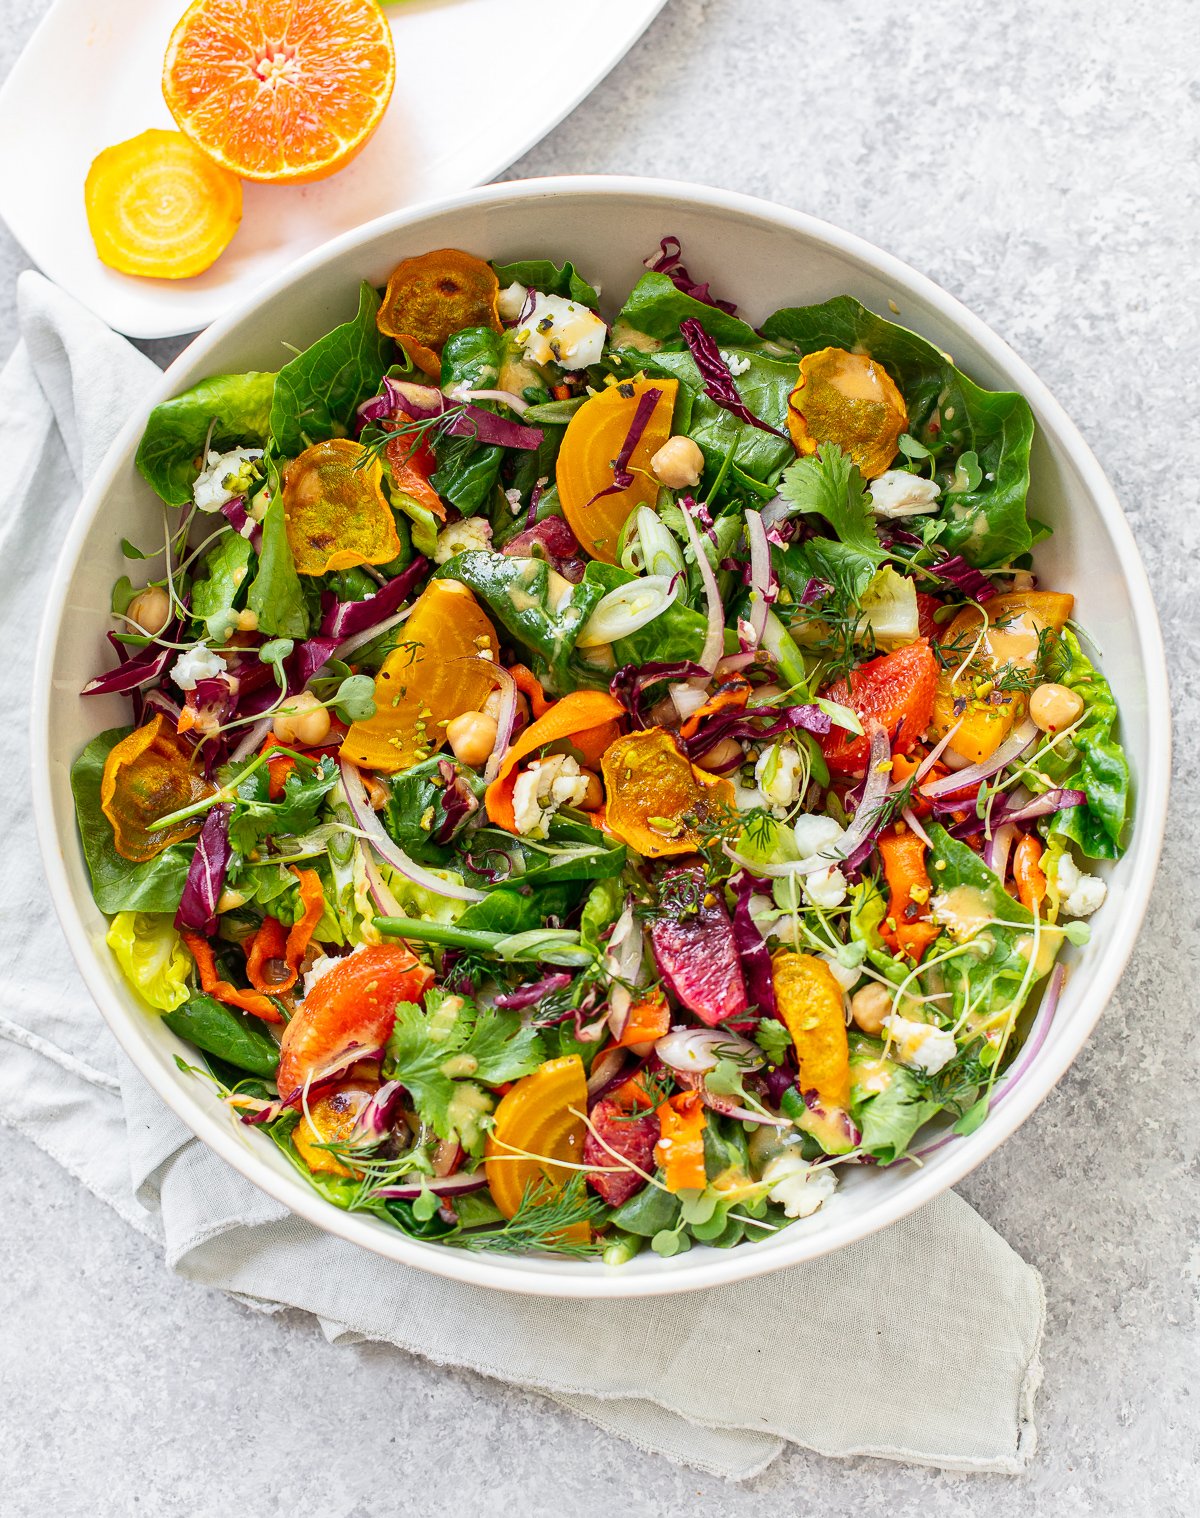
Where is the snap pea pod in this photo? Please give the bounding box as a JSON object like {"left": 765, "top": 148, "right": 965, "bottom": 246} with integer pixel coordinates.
{"left": 374, "top": 917, "right": 591, "bottom": 967}
{"left": 163, "top": 994, "right": 280, "bottom": 1079}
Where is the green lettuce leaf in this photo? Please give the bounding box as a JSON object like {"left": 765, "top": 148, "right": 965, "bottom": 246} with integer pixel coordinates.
{"left": 614, "top": 271, "right": 759, "bottom": 346}
{"left": 105, "top": 911, "right": 192, "bottom": 1011}
{"left": 1038, "top": 629, "right": 1129, "bottom": 858}
{"left": 246, "top": 492, "right": 309, "bottom": 637}
{"left": 491, "top": 258, "right": 599, "bottom": 307}
{"left": 163, "top": 994, "right": 280, "bottom": 1078}
{"left": 135, "top": 371, "right": 276, "bottom": 507}
{"left": 760, "top": 296, "right": 1035, "bottom": 567}
{"left": 571, "top": 561, "right": 710, "bottom": 675}
{"left": 431, "top": 327, "right": 505, "bottom": 515}
{"left": 190, "top": 531, "right": 256, "bottom": 640}
{"left": 269, "top": 281, "right": 392, "bottom": 457}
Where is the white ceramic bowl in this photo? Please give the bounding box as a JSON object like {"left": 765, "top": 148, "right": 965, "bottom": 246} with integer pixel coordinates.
{"left": 33, "top": 177, "right": 1170, "bottom": 1297}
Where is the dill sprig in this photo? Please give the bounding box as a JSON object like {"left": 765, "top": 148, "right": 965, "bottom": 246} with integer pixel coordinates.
{"left": 457, "top": 1174, "right": 605, "bottom": 1258}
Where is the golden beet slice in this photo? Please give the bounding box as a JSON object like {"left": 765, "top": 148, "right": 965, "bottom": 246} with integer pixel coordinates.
{"left": 282, "top": 439, "right": 402, "bottom": 577}
{"left": 601, "top": 728, "right": 735, "bottom": 858}
{"left": 787, "top": 347, "right": 908, "bottom": 479}
{"left": 100, "top": 714, "right": 216, "bottom": 862}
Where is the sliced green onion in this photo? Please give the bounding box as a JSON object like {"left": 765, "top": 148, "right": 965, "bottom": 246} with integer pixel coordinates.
{"left": 576, "top": 574, "right": 678, "bottom": 649}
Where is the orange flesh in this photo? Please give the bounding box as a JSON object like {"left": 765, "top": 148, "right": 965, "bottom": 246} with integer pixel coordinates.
{"left": 162, "top": 0, "right": 396, "bottom": 185}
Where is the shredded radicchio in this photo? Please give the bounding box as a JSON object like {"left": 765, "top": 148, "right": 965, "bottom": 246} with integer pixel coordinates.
{"left": 585, "top": 386, "right": 662, "bottom": 507}
{"left": 493, "top": 972, "right": 573, "bottom": 1010}
{"left": 434, "top": 759, "right": 480, "bottom": 844}
{"left": 730, "top": 873, "right": 777, "bottom": 1019}
{"left": 83, "top": 631, "right": 179, "bottom": 697}
{"left": 683, "top": 701, "right": 831, "bottom": 762}
{"left": 885, "top": 528, "right": 997, "bottom": 603}
{"left": 678, "top": 318, "right": 789, "bottom": 439}
{"left": 174, "top": 803, "right": 233, "bottom": 936}
{"left": 371, "top": 379, "right": 545, "bottom": 451}
{"left": 644, "top": 236, "right": 737, "bottom": 315}
{"left": 320, "top": 556, "right": 428, "bottom": 640}
{"left": 609, "top": 659, "right": 712, "bottom": 726}
{"left": 502, "top": 516, "right": 586, "bottom": 583}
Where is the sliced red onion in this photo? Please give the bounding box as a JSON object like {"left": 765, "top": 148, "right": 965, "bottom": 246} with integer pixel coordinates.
{"left": 362, "top": 850, "right": 404, "bottom": 917}
{"left": 901, "top": 806, "right": 934, "bottom": 850}
{"left": 654, "top": 1027, "right": 763, "bottom": 1075}
{"left": 679, "top": 498, "right": 725, "bottom": 673}
{"left": 350, "top": 1079, "right": 405, "bottom": 1141}
{"left": 493, "top": 972, "right": 572, "bottom": 1010}
{"left": 983, "top": 820, "right": 1017, "bottom": 878}
{"left": 586, "top": 1045, "right": 630, "bottom": 1099}
{"left": 602, "top": 901, "right": 644, "bottom": 1040}
{"left": 726, "top": 723, "right": 893, "bottom": 879}
{"left": 371, "top": 1172, "right": 488, "bottom": 1201}
{"left": 920, "top": 720, "right": 1037, "bottom": 800}
{"left": 672, "top": 1070, "right": 789, "bottom": 1126}
{"left": 609, "top": 659, "right": 712, "bottom": 725}
{"left": 744, "top": 508, "right": 774, "bottom": 649}
{"left": 459, "top": 388, "right": 531, "bottom": 414}
{"left": 994, "top": 788, "right": 1087, "bottom": 827}
{"left": 340, "top": 757, "right": 484, "bottom": 903}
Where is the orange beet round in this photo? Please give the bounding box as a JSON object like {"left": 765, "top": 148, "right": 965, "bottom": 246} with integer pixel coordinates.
{"left": 163, "top": 0, "right": 396, "bottom": 185}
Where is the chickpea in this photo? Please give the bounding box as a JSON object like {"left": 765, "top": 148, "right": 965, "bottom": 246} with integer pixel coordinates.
{"left": 577, "top": 769, "right": 604, "bottom": 811}
{"left": 273, "top": 691, "right": 332, "bottom": 747}
{"left": 126, "top": 584, "right": 171, "bottom": 635}
{"left": 694, "top": 735, "right": 743, "bottom": 772}
{"left": 236, "top": 608, "right": 259, "bottom": 633}
{"left": 754, "top": 683, "right": 784, "bottom": 704}
{"left": 446, "top": 709, "right": 497, "bottom": 769}
{"left": 850, "top": 982, "right": 893, "bottom": 1035}
{"left": 650, "top": 434, "right": 704, "bottom": 490}
{"left": 1029, "top": 681, "right": 1084, "bottom": 734}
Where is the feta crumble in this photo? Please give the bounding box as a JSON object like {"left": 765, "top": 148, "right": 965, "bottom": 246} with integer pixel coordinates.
{"left": 868, "top": 470, "right": 941, "bottom": 519}
{"left": 755, "top": 742, "right": 802, "bottom": 812}
{"left": 171, "top": 643, "right": 228, "bottom": 691}
{"left": 510, "top": 754, "right": 589, "bottom": 838}
{"left": 1054, "top": 852, "right": 1108, "bottom": 918}
{"left": 192, "top": 447, "right": 263, "bottom": 513}
{"left": 883, "top": 1013, "right": 957, "bottom": 1074}
{"left": 762, "top": 1151, "right": 838, "bottom": 1218}
{"left": 516, "top": 292, "right": 607, "bottom": 369}
{"left": 433, "top": 517, "right": 493, "bottom": 564}
{"left": 721, "top": 350, "right": 752, "bottom": 377}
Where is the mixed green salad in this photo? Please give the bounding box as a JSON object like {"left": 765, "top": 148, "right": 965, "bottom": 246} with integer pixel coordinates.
{"left": 73, "top": 239, "right": 1130, "bottom": 1261}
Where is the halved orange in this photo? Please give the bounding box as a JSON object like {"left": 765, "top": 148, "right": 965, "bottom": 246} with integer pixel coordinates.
{"left": 162, "top": 0, "right": 396, "bottom": 185}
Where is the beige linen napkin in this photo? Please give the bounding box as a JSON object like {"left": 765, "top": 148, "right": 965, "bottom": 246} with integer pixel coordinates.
{"left": 0, "top": 272, "right": 1044, "bottom": 1480}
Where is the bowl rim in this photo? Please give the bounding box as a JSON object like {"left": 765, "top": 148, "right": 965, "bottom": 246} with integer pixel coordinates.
{"left": 31, "top": 174, "right": 1172, "bottom": 1297}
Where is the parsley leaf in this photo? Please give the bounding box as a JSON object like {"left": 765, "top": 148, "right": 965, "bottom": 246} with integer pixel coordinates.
{"left": 384, "top": 993, "right": 545, "bottom": 1148}
{"left": 753, "top": 1017, "right": 793, "bottom": 1066}
{"left": 778, "top": 445, "right": 887, "bottom": 565}
{"left": 227, "top": 756, "right": 338, "bottom": 855}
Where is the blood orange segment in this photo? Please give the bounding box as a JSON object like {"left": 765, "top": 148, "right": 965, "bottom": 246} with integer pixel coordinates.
{"left": 818, "top": 640, "right": 938, "bottom": 776}
{"left": 162, "top": 0, "right": 396, "bottom": 186}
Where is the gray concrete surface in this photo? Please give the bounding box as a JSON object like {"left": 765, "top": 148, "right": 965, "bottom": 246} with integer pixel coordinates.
{"left": 1, "top": 1, "right": 1197, "bottom": 1513}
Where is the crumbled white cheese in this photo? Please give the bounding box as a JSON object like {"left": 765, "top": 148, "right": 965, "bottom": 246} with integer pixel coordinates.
{"left": 868, "top": 470, "right": 941, "bottom": 519}
{"left": 721, "top": 350, "right": 752, "bottom": 377}
{"left": 792, "top": 812, "right": 844, "bottom": 860}
{"left": 516, "top": 292, "right": 607, "bottom": 369}
{"left": 755, "top": 742, "right": 802, "bottom": 812}
{"left": 1054, "top": 852, "right": 1108, "bottom": 918}
{"left": 762, "top": 1151, "right": 838, "bottom": 1218}
{"left": 883, "top": 1013, "right": 957, "bottom": 1074}
{"left": 433, "top": 517, "right": 493, "bottom": 564}
{"left": 804, "top": 866, "right": 849, "bottom": 911}
{"left": 503, "top": 487, "right": 523, "bottom": 515}
{"left": 192, "top": 447, "right": 263, "bottom": 513}
{"left": 511, "top": 754, "right": 588, "bottom": 837}
{"left": 171, "top": 643, "right": 228, "bottom": 691}
{"left": 497, "top": 281, "right": 529, "bottom": 322}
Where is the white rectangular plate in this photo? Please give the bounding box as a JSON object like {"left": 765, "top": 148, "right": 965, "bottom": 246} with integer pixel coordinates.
{"left": 0, "top": 0, "right": 667, "bottom": 337}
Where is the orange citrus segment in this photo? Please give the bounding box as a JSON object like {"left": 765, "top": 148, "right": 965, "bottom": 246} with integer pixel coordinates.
{"left": 84, "top": 129, "right": 242, "bottom": 280}
{"left": 162, "top": 0, "right": 396, "bottom": 185}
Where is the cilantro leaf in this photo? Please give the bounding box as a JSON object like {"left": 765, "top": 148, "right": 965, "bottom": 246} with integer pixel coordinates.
{"left": 753, "top": 1017, "right": 793, "bottom": 1066}
{"left": 384, "top": 994, "right": 545, "bottom": 1145}
{"left": 228, "top": 756, "right": 338, "bottom": 855}
{"left": 778, "top": 445, "right": 887, "bottom": 564}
